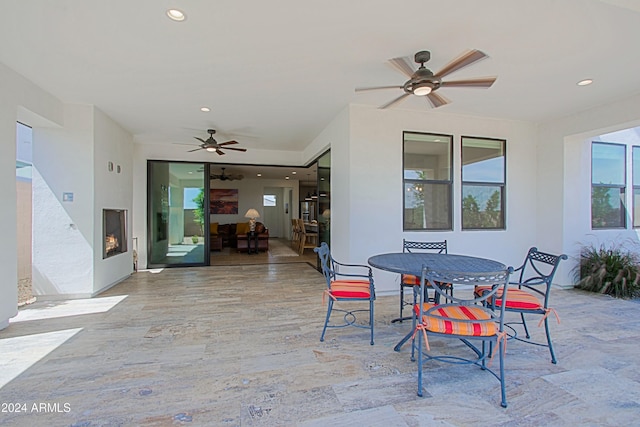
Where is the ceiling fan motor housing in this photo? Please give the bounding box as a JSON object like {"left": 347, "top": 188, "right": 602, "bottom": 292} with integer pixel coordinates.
{"left": 404, "top": 67, "right": 440, "bottom": 94}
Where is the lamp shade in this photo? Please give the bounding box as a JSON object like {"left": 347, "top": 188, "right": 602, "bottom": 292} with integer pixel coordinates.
{"left": 244, "top": 208, "right": 260, "bottom": 218}
{"left": 244, "top": 208, "right": 260, "bottom": 219}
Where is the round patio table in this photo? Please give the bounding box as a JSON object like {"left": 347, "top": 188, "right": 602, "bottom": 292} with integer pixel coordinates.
{"left": 368, "top": 252, "right": 507, "bottom": 351}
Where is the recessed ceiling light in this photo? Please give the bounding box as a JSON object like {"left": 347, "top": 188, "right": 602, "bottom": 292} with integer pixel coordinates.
{"left": 577, "top": 79, "right": 593, "bottom": 86}
{"left": 166, "top": 9, "right": 186, "bottom": 21}
{"left": 200, "top": 107, "right": 210, "bottom": 112}
{"left": 257, "top": 173, "right": 262, "bottom": 177}
{"left": 292, "top": 171, "right": 297, "bottom": 175}
{"left": 285, "top": 176, "right": 290, "bottom": 180}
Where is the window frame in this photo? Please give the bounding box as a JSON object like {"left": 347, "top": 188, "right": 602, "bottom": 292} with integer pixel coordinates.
{"left": 591, "top": 141, "right": 627, "bottom": 229}
{"left": 634, "top": 146, "right": 640, "bottom": 228}
{"left": 460, "top": 135, "right": 506, "bottom": 231}
{"left": 402, "top": 131, "right": 453, "bottom": 231}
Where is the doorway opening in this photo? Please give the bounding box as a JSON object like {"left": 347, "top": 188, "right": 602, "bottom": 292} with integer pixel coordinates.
{"left": 16, "top": 122, "right": 35, "bottom": 306}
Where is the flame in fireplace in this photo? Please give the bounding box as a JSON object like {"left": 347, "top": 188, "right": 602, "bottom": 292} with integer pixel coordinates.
{"left": 105, "top": 234, "right": 119, "bottom": 254}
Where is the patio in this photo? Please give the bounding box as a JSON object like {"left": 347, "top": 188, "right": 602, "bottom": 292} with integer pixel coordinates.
{"left": 0, "top": 262, "right": 639, "bottom": 426}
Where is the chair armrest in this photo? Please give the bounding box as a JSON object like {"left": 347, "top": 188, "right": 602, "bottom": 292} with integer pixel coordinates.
{"left": 333, "top": 260, "right": 373, "bottom": 279}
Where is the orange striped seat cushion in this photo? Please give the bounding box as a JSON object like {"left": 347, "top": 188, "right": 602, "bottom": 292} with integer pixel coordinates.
{"left": 402, "top": 275, "right": 450, "bottom": 288}
{"left": 474, "top": 286, "right": 542, "bottom": 310}
{"left": 415, "top": 303, "right": 497, "bottom": 336}
{"left": 402, "top": 274, "right": 421, "bottom": 285}
{"left": 329, "top": 280, "right": 371, "bottom": 299}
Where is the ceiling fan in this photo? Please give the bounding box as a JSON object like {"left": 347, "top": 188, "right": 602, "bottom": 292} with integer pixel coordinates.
{"left": 188, "top": 129, "right": 247, "bottom": 155}
{"left": 355, "top": 49, "right": 496, "bottom": 109}
{"left": 211, "top": 167, "right": 244, "bottom": 181}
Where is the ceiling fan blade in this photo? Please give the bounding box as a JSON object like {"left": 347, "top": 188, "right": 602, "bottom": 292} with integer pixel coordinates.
{"left": 380, "top": 93, "right": 411, "bottom": 109}
{"left": 355, "top": 85, "right": 403, "bottom": 92}
{"left": 218, "top": 140, "right": 239, "bottom": 146}
{"left": 194, "top": 137, "right": 206, "bottom": 143}
{"left": 425, "top": 92, "right": 450, "bottom": 108}
{"left": 388, "top": 56, "right": 415, "bottom": 78}
{"left": 434, "top": 49, "right": 488, "bottom": 79}
{"left": 216, "top": 149, "right": 226, "bottom": 155}
{"left": 187, "top": 147, "right": 203, "bottom": 152}
{"left": 440, "top": 77, "right": 497, "bottom": 88}
{"left": 222, "top": 147, "right": 247, "bottom": 152}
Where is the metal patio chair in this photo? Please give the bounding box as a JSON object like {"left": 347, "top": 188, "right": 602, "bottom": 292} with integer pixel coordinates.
{"left": 475, "top": 247, "right": 567, "bottom": 364}
{"left": 414, "top": 265, "right": 513, "bottom": 407}
{"left": 315, "top": 242, "right": 376, "bottom": 345}
{"left": 394, "top": 239, "right": 448, "bottom": 323}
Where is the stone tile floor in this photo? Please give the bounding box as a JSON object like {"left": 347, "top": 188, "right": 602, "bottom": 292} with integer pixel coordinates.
{"left": 0, "top": 263, "right": 639, "bottom": 426}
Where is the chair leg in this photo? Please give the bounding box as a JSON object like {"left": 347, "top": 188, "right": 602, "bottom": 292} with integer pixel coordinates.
{"left": 411, "top": 286, "right": 418, "bottom": 361}
{"left": 369, "top": 299, "right": 374, "bottom": 345}
{"left": 544, "top": 317, "right": 557, "bottom": 364}
{"left": 320, "top": 300, "right": 333, "bottom": 342}
{"left": 398, "top": 285, "right": 405, "bottom": 323}
{"left": 520, "top": 313, "right": 531, "bottom": 339}
{"left": 499, "top": 338, "right": 507, "bottom": 408}
{"left": 417, "top": 324, "right": 424, "bottom": 397}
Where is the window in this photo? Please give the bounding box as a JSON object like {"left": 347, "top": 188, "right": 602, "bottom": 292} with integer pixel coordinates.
{"left": 634, "top": 146, "right": 640, "bottom": 227}
{"left": 403, "top": 132, "right": 453, "bottom": 230}
{"left": 592, "top": 142, "right": 626, "bottom": 228}
{"left": 263, "top": 195, "right": 276, "bottom": 206}
{"left": 461, "top": 136, "right": 506, "bottom": 230}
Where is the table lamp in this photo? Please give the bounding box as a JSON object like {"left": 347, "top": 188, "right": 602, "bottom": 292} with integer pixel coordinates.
{"left": 244, "top": 208, "right": 260, "bottom": 232}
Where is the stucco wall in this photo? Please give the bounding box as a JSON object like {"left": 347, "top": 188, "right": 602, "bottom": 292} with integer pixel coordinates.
{"left": 0, "top": 62, "right": 64, "bottom": 329}
{"left": 342, "top": 104, "right": 539, "bottom": 294}
{"left": 538, "top": 92, "right": 640, "bottom": 285}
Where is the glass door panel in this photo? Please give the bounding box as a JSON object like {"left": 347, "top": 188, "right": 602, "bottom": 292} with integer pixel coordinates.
{"left": 148, "top": 161, "right": 208, "bottom": 267}
{"left": 317, "top": 150, "right": 330, "bottom": 248}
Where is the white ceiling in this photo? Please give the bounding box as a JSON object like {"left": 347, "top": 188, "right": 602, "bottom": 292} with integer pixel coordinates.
{"left": 2, "top": 0, "right": 640, "bottom": 154}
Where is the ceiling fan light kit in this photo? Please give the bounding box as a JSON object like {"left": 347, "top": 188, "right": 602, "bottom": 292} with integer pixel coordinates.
{"left": 412, "top": 82, "right": 433, "bottom": 96}
{"left": 355, "top": 49, "right": 497, "bottom": 109}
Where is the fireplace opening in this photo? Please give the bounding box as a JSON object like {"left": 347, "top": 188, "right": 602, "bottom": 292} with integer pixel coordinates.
{"left": 104, "top": 209, "right": 128, "bottom": 259}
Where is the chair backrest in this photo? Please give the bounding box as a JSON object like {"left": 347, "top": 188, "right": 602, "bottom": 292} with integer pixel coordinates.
{"left": 403, "top": 239, "right": 447, "bottom": 254}
{"left": 314, "top": 242, "right": 336, "bottom": 288}
{"left": 514, "top": 247, "right": 568, "bottom": 300}
{"left": 420, "top": 266, "right": 513, "bottom": 327}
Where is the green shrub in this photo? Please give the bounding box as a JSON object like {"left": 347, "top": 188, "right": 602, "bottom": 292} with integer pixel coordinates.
{"left": 573, "top": 244, "right": 640, "bottom": 298}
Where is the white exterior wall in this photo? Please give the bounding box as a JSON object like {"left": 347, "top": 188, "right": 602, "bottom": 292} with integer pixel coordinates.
{"left": 92, "top": 108, "right": 134, "bottom": 295}
{"left": 538, "top": 92, "right": 640, "bottom": 285}
{"left": 341, "top": 105, "right": 539, "bottom": 295}
{"left": 0, "top": 62, "right": 134, "bottom": 330}
{"left": 32, "top": 105, "right": 134, "bottom": 298}
{"left": 32, "top": 105, "right": 95, "bottom": 297}
{"left": 0, "top": 62, "right": 64, "bottom": 329}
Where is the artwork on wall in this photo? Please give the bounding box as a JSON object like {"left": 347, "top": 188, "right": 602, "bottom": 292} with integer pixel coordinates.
{"left": 210, "top": 189, "right": 239, "bottom": 214}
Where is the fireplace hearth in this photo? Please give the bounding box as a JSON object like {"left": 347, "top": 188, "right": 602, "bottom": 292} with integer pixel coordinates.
{"left": 104, "top": 209, "right": 128, "bottom": 259}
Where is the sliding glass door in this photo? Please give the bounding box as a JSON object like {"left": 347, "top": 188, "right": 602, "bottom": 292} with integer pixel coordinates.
{"left": 148, "top": 161, "right": 208, "bottom": 267}
{"left": 317, "top": 150, "right": 330, "bottom": 248}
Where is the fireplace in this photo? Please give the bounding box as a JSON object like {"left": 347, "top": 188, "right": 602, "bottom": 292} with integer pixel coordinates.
{"left": 103, "top": 209, "right": 128, "bottom": 259}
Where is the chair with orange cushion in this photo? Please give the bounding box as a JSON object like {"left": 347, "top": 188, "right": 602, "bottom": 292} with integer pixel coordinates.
{"left": 314, "top": 242, "right": 376, "bottom": 345}
{"left": 474, "top": 247, "right": 567, "bottom": 364}
{"left": 414, "top": 265, "right": 513, "bottom": 407}
{"left": 394, "top": 239, "right": 448, "bottom": 323}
